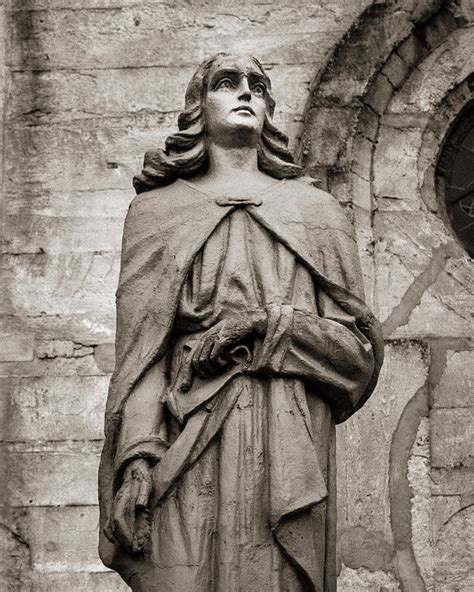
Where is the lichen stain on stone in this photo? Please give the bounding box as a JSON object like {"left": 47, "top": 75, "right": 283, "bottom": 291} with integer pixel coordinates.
{"left": 338, "top": 564, "right": 402, "bottom": 591}
{"left": 339, "top": 525, "right": 394, "bottom": 572}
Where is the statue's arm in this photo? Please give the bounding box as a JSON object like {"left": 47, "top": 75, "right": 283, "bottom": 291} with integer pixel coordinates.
{"left": 255, "top": 299, "right": 374, "bottom": 421}
{"left": 107, "top": 358, "right": 169, "bottom": 553}
{"left": 114, "top": 357, "right": 169, "bottom": 479}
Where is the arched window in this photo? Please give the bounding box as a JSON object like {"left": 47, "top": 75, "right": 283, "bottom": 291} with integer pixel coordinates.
{"left": 436, "top": 101, "right": 474, "bottom": 257}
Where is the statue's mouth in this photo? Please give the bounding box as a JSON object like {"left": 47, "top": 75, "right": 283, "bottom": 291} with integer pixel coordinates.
{"left": 233, "top": 106, "right": 255, "bottom": 115}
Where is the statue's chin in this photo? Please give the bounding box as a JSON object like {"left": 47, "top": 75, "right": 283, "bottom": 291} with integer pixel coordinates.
{"left": 212, "top": 119, "right": 262, "bottom": 147}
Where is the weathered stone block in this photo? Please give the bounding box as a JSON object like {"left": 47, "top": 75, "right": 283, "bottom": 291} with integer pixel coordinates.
{"left": 395, "top": 283, "right": 472, "bottom": 339}
{"left": 36, "top": 340, "right": 93, "bottom": 359}
{"left": 431, "top": 409, "right": 474, "bottom": 469}
{"left": 0, "top": 334, "right": 33, "bottom": 362}
{"left": 29, "top": 571, "right": 132, "bottom": 592}
{"left": 395, "top": 34, "right": 428, "bottom": 69}
{"left": 350, "top": 172, "right": 371, "bottom": 210}
{"left": 350, "top": 135, "right": 374, "bottom": 183}
{"left": 4, "top": 375, "right": 108, "bottom": 441}
{"left": 304, "top": 106, "right": 359, "bottom": 167}
{"left": 338, "top": 565, "right": 401, "bottom": 591}
{"left": 0, "top": 354, "right": 103, "bottom": 379}
{"left": 352, "top": 206, "right": 376, "bottom": 308}
{"left": 432, "top": 350, "right": 474, "bottom": 409}
{"left": 9, "top": 63, "right": 311, "bottom": 128}
{"left": 12, "top": 0, "right": 152, "bottom": 8}
{"left": 326, "top": 169, "right": 352, "bottom": 205}
{"left": 8, "top": 68, "right": 190, "bottom": 124}
{"left": 11, "top": 312, "right": 116, "bottom": 347}
{"left": 8, "top": 5, "right": 344, "bottom": 71}
{"left": 381, "top": 51, "right": 410, "bottom": 89}
{"left": 5, "top": 117, "right": 169, "bottom": 194}
{"left": 431, "top": 467, "right": 474, "bottom": 496}
{"left": 313, "top": 75, "right": 369, "bottom": 107}
{"left": 364, "top": 73, "right": 394, "bottom": 115}
{"left": 373, "top": 211, "right": 472, "bottom": 338}
{"left": 382, "top": 112, "right": 431, "bottom": 129}
{"left": 434, "top": 505, "right": 474, "bottom": 589}
{"left": 390, "top": 27, "right": 474, "bottom": 114}
{"left": 4, "top": 188, "right": 132, "bottom": 254}
{"left": 318, "top": 4, "right": 409, "bottom": 104}
{"left": 336, "top": 341, "right": 428, "bottom": 543}
{"left": 0, "top": 519, "right": 32, "bottom": 591}
{"left": 431, "top": 495, "right": 461, "bottom": 543}
{"left": 19, "top": 506, "right": 105, "bottom": 573}
{"left": 6, "top": 187, "right": 131, "bottom": 216}
{"left": 35, "top": 340, "right": 75, "bottom": 359}
{"left": 421, "top": 7, "right": 458, "bottom": 51}
{"left": 5, "top": 441, "right": 101, "bottom": 506}
{"left": 339, "top": 526, "right": 393, "bottom": 572}
{"left": 373, "top": 125, "right": 423, "bottom": 208}
{"left": 408, "top": 417, "right": 433, "bottom": 588}
{"left": 5, "top": 212, "right": 124, "bottom": 255}
{"left": 5, "top": 252, "right": 120, "bottom": 318}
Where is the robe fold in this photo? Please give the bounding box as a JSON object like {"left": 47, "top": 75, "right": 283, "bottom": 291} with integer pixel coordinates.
{"left": 99, "top": 178, "right": 384, "bottom": 591}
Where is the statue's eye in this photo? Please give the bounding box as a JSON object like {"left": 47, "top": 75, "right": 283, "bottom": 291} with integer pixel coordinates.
{"left": 217, "top": 79, "right": 234, "bottom": 90}
{"left": 252, "top": 83, "right": 265, "bottom": 96}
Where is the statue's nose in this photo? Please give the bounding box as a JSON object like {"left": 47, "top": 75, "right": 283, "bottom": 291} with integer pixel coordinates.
{"left": 238, "top": 78, "right": 252, "bottom": 102}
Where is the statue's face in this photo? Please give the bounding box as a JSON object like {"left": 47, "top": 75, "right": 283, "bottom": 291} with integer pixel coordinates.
{"left": 204, "top": 55, "right": 268, "bottom": 145}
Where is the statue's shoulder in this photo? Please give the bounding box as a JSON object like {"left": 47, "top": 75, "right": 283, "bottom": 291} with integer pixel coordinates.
{"left": 282, "top": 177, "right": 351, "bottom": 227}
{"left": 126, "top": 179, "right": 194, "bottom": 223}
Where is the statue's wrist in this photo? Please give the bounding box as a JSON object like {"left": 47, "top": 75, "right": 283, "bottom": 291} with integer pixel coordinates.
{"left": 123, "top": 457, "right": 152, "bottom": 480}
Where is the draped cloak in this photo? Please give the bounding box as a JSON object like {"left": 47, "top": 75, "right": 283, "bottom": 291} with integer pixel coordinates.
{"left": 98, "top": 178, "right": 384, "bottom": 591}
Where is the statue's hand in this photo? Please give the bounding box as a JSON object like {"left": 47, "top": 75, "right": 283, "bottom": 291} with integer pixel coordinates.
{"left": 112, "top": 458, "right": 152, "bottom": 554}
{"left": 179, "top": 311, "right": 267, "bottom": 390}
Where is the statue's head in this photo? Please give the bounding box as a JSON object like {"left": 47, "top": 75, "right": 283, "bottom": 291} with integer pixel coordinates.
{"left": 133, "top": 53, "right": 302, "bottom": 194}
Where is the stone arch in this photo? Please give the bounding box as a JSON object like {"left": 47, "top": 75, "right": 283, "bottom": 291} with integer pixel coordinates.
{"left": 298, "top": 0, "right": 473, "bottom": 321}
{"left": 299, "top": 1, "right": 473, "bottom": 589}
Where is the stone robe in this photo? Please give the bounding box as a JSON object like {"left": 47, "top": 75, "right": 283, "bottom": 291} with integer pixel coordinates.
{"left": 99, "top": 178, "right": 384, "bottom": 592}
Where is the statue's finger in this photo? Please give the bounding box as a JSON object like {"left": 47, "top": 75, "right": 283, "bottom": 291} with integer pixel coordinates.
{"left": 179, "top": 362, "right": 193, "bottom": 392}
{"left": 136, "top": 477, "right": 152, "bottom": 510}
{"left": 198, "top": 339, "right": 217, "bottom": 376}
{"left": 130, "top": 474, "right": 140, "bottom": 507}
{"left": 191, "top": 339, "right": 205, "bottom": 375}
{"left": 210, "top": 340, "right": 229, "bottom": 366}
{"left": 178, "top": 349, "right": 194, "bottom": 392}
{"left": 113, "top": 491, "right": 134, "bottom": 550}
{"left": 192, "top": 338, "right": 210, "bottom": 377}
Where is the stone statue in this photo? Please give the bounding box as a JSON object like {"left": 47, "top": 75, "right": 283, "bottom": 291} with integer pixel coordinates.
{"left": 99, "top": 53, "right": 384, "bottom": 592}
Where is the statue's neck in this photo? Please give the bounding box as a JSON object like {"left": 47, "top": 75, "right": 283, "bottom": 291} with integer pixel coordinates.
{"left": 207, "top": 143, "right": 258, "bottom": 176}
{"left": 191, "top": 143, "right": 274, "bottom": 197}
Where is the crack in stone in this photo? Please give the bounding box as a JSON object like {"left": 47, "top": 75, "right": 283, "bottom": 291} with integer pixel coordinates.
{"left": 382, "top": 241, "right": 464, "bottom": 337}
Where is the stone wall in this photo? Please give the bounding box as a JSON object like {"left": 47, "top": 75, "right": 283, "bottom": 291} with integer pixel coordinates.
{"left": 1, "top": 1, "right": 472, "bottom": 590}
{"left": 301, "top": 1, "right": 474, "bottom": 589}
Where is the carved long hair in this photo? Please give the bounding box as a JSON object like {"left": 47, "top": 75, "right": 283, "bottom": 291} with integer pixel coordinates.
{"left": 133, "top": 53, "right": 302, "bottom": 194}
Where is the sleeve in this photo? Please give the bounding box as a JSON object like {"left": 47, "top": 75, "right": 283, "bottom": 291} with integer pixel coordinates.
{"left": 113, "top": 358, "right": 169, "bottom": 483}
{"left": 253, "top": 300, "right": 375, "bottom": 423}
